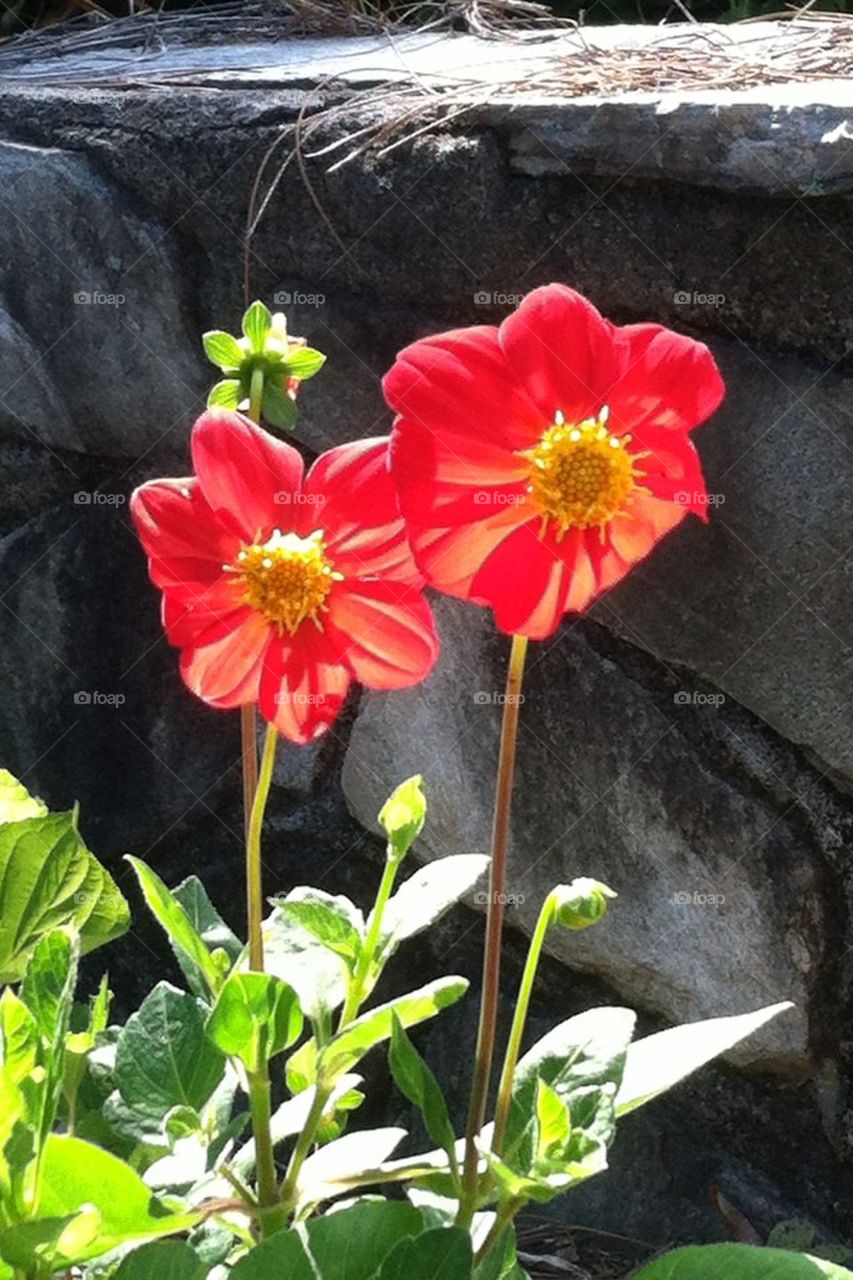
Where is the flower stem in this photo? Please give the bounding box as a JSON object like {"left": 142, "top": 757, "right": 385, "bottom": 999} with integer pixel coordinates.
{"left": 474, "top": 1196, "right": 522, "bottom": 1265}
{"left": 247, "top": 1067, "right": 285, "bottom": 1236}
{"left": 338, "top": 854, "right": 399, "bottom": 1029}
{"left": 280, "top": 1082, "right": 332, "bottom": 1211}
{"left": 240, "top": 366, "right": 265, "bottom": 852}
{"left": 246, "top": 722, "right": 278, "bottom": 972}
{"left": 458, "top": 632, "right": 528, "bottom": 1227}
{"left": 492, "top": 889, "right": 558, "bottom": 1154}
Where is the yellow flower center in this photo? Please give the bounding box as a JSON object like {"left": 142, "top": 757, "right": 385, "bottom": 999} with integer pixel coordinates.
{"left": 227, "top": 529, "right": 341, "bottom": 633}
{"left": 521, "top": 408, "right": 641, "bottom": 538}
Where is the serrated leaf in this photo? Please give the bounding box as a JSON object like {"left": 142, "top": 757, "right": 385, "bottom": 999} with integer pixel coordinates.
{"left": 0, "top": 1134, "right": 201, "bottom": 1270}
{"left": 632, "top": 1244, "right": 853, "bottom": 1279}
{"left": 127, "top": 858, "right": 222, "bottom": 999}
{"left": 274, "top": 889, "right": 364, "bottom": 966}
{"left": 0, "top": 810, "right": 128, "bottom": 983}
{"left": 262, "top": 906, "right": 349, "bottom": 1022}
{"left": 207, "top": 379, "right": 241, "bottom": 409}
{"left": 205, "top": 971, "right": 302, "bottom": 1074}
{"left": 320, "top": 976, "right": 468, "bottom": 1080}
{"left": 202, "top": 330, "right": 243, "bottom": 371}
{"left": 241, "top": 300, "right": 272, "bottom": 353}
{"left": 0, "top": 770, "right": 46, "bottom": 823}
{"left": 389, "top": 1015, "right": 457, "bottom": 1175}
{"left": 0, "top": 989, "right": 37, "bottom": 1084}
{"left": 380, "top": 1227, "right": 473, "bottom": 1280}
{"left": 114, "top": 983, "right": 225, "bottom": 1140}
{"left": 377, "top": 855, "right": 489, "bottom": 960}
{"left": 283, "top": 347, "right": 326, "bottom": 381}
{"left": 173, "top": 876, "right": 241, "bottom": 963}
{"left": 261, "top": 380, "right": 297, "bottom": 431}
{"left": 615, "top": 1002, "right": 792, "bottom": 1117}
{"left": 113, "top": 1240, "right": 209, "bottom": 1280}
{"left": 230, "top": 1198, "right": 422, "bottom": 1280}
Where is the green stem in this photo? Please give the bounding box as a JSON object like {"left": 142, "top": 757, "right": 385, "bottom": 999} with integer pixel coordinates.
{"left": 474, "top": 1197, "right": 522, "bottom": 1265}
{"left": 240, "top": 365, "right": 265, "bottom": 847}
{"left": 280, "top": 1083, "right": 332, "bottom": 1211}
{"left": 492, "top": 890, "right": 558, "bottom": 1154}
{"left": 249, "top": 363, "right": 265, "bottom": 421}
{"left": 247, "top": 1068, "right": 285, "bottom": 1237}
{"left": 246, "top": 722, "right": 278, "bottom": 972}
{"left": 458, "top": 633, "right": 529, "bottom": 1228}
{"left": 339, "top": 854, "right": 399, "bottom": 1028}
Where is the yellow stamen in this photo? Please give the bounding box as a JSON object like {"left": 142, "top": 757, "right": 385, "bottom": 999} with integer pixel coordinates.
{"left": 519, "top": 407, "right": 643, "bottom": 540}
{"left": 227, "top": 529, "right": 341, "bottom": 633}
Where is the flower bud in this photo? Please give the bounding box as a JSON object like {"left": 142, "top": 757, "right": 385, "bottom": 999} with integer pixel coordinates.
{"left": 551, "top": 878, "right": 616, "bottom": 931}
{"left": 378, "top": 775, "right": 426, "bottom": 863}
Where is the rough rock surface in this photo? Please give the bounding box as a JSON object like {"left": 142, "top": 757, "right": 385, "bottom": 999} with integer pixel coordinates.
{"left": 1, "top": 22, "right": 852, "bottom": 1245}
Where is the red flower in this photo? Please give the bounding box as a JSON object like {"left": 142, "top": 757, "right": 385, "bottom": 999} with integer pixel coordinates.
{"left": 385, "top": 284, "right": 725, "bottom": 640}
{"left": 131, "top": 411, "right": 439, "bottom": 743}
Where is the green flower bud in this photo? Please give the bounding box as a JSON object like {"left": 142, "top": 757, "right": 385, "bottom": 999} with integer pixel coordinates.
{"left": 378, "top": 775, "right": 426, "bottom": 863}
{"left": 551, "top": 878, "right": 616, "bottom": 931}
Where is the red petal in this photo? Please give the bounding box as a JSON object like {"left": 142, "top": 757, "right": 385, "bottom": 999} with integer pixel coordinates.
{"left": 300, "top": 438, "right": 420, "bottom": 584}
{"left": 470, "top": 522, "right": 568, "bottom": 639}
{"left": 325, "top": 580, "right": 439, "bottom": 689}
{"left": 161, "top": 582, "right": 246, "bottom": 647}
{"left": 610, "top": 323, "right": 725, "bottom": 437}
{"left": 180, "top": 609, "right": 271, "bottom": 709}
{"left": 606, "top": 492, "right": 687, "bottom": 566}
{"left": 498, "top": 284, "right": 624, "bottom": 423}
{"left": 402, "top": 503, "right": 535, "bottom": 601}
{"left": 191, "top": 409, "right": 304, "bottom": 543}
{"left": 131, "top": 477, "right": 235, "bottom": 565}
{"left": 631, "top": 428, "right": 709, "bottom": 520}
{"left": 383, "top": 326, "right": 542, "bottom": 455}
{"left": 259, "top": 627, "right": 350, "bottom": 745}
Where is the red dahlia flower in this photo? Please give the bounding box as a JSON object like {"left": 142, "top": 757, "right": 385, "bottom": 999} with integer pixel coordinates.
{"left": 131, "top": 411, "right": 439, "bottom": 743}
{"left": 385, "top": 284, "right": 725, "bottom": 640}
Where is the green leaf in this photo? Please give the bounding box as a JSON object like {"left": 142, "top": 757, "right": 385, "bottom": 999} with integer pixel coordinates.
{"left": 262, "top": 906, "right": 350, "bottom": 1022}
{"left": 202, "top": 330, "right": 243, "bottom": 371}
{"left": 230, "top": 1199, "right": 423, "bottom": 1280}
{"left": 261, "top": 380, "right": 297, "bottom": 431}
{"left": 273, "top": 888, "right": 364, "bottom": 966}
{"left": 389, "top": 1015, "right": 457, "bottom": 1174}
{"left": 380, "top": 1226, "right": 473, "bottom": 1279}
{"left": 535, "top": 1077, "right": 571, "bottom": 1159}
{"left": 113, "top": 1239, "right": 209, "bottom": 1280}
{"left": 615, "top": 1002, "right": 793, "bottom": 1117}
{"left": 379, "top": 776, "right": 426, "bottom": 863}
{"left": 282, "top": 346, "right": 327, "bottom": 381}
{"left": 126, "top": 858, "right": 222, "bottom": 999}
{"left": 241, "top": 300, "right": 272, "bottom": 353}
{"left": 632, "top": 1244, "right": 853, "bottom": 1279}
{"left": 20, "top": 929, "right": 78, "bottom": 1147}
{"left": 205, "top": 971, "right": 302, "bottom": 1073}
{"left": 0, "top": 1134, "right": 201, "bottom": 1270}
{"left": 0, "top": 770, "right": 46, "bottom": 823}
{"left": 0, "top": 989, "right": 38, "bottom": 1083}
{"left": 113, "top": 983, "right": 225, "bottom": 1139}
{"left": 320, "top": 977, "right": 469, "bottom": 1080}
{"left": 377, "top": 855, "right": 489, "bottom": 960}
{"left": 173, "top": 876, "right": 241, "bottom": 964}
{"left": 207, "top": 379, "right": 241, "bottom": 409}
{"left": 504, "top": 1007, "right": 635, "bottom": 1173}
{"left": 0, "top": 809, "right": 129, "bottom": 983}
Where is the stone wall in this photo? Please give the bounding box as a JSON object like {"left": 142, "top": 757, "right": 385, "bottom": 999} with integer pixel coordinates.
{"left": 1, "top": 25, "right": 852, "bottom": 1246}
